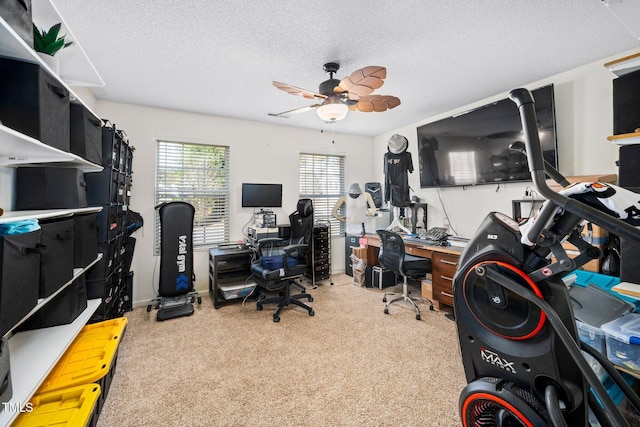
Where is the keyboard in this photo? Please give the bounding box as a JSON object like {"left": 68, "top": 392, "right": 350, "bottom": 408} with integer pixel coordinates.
{"left": 420, "top": 227, "right": 449, "bottom": 242}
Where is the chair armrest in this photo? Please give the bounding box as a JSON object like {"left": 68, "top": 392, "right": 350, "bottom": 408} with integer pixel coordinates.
{"left": 283, "top": 243, "right": 307, "bottom": 255}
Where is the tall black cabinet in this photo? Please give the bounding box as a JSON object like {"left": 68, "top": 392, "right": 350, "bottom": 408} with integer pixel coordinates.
{"left": 85, "top": 122, "right": 135, "bottom": 322}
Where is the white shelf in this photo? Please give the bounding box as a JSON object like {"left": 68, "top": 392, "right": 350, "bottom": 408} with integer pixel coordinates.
{"left": 0, "top": 206, "right": 102, "bottom": 224}
{"left": 604, "top": 52, "right": 640, "bottom": 77}
{"left": 0, "top": 299, "right": 100, "bottom": 426}
{"left": 0, "top": 124, "right": 103, "bottom": 172}
{"left": 607, "top": 132, "right": 640, "bottom": 146}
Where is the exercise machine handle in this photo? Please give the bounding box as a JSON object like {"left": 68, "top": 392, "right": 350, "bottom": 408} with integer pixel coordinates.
{"left": 509, "top": 88, "right": 640, "bottom": 246}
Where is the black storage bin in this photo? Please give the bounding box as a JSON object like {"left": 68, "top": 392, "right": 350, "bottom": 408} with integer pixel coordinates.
{"left": 0, "top": 229, "right": 41, "bottom": 337}
{"left": 16, "top": 274, "right": 87, "bottom": 331}
{"left": 85, "top": 168, "right": 119, "bottom": 205}
{"left": 370, "top": 265, "right": 398, "bottom": 289}
{"left": 39, "top": 218, "right": 74, "bottom": 298}
{"left": 95, "top": 205, "right": 120, "bottom": 242}
{"left": 101, "top": 124, "right": 121, "bottom": 169}
{"left": 0, "top": 0, "right": 33, "bottom": 48}
{"left": 0, "top": 337, "right": 11, "bottom": 411}
{"left": 70, "top": 103, "right": 103, "bottom": 165}
{"left": 16, "top": 167, "right": 87, "bottom": 209}
{"left": 74, "top": 213, "right": 98, "bottom": 268}
{"left": 0, "top": 58, "right": 70, "bottom": 151}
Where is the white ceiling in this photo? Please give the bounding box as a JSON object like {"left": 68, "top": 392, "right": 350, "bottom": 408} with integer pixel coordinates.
{"left": 53, "top": 0, "right": 640, "bottom": 137}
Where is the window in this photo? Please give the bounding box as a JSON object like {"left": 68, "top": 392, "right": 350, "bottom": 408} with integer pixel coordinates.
{"left": 299, "top": 153, "right": 345, "bottom": 236}
{"left": 155, "top": 140, "right": 230, "bottom": 253}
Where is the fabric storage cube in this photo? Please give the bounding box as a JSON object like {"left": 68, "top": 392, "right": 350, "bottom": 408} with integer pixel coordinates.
{"left": 0, "top": 337, "right": 12, "bottom": 412}
{"left": 74, "top": 213, "right": 98, "bottom": 268}
{"left": 0, "top": 58, "right": 70, "bottom": 151}
{"left": 85, "top": 169, "right": 119, "bottom": 205}
{"left": 39, "top": 218, "right": 74, "bottom": 298}
{"left": 601, "top": 313, "right": 640, "bottom": 373}
{"left": 0, "top": 0, "right": 33, "bottom": 47}
{"left": 16, "top": 273, "right": 87, "bottom": 331}
{"left": 0, "top": 229, "right": 41, "bottom": 337}
{"left": 16, "top": 167, "right": 87, "bottom": 209}
{"left": 95, "top": 205, "right": 120, "bottom": 242}
{"left": 70, "top": 103, "right": 103, "bottom": 165}
{"left": 101, "top": 123, "right": 121, "bottom": 168}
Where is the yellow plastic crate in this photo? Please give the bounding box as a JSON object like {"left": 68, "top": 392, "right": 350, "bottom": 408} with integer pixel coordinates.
{"left": 37, "top": 317, "right": 127, "bottom": 415}
{"left": 13, "top": 384, "right": 101, "bottom": 427}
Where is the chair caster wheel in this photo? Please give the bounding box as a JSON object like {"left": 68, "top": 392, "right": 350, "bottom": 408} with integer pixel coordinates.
{"left": 309, "top": 310, "right": 315, "bottom": 316}
{"left": 309, "top": 296, "right": 314, "bottom": 302}
{"left": 197, "top": 296, "right": 202, "bottom": 304}
{"left": 416, "top": 314, "right": 421, "bottom": 320}
{"left": 383, "top": 297, "right": 387, "bottom": 303}
{"left": 273, "top": 316, "right": 280, "bottom": 323}
{"left": 429, "top": 305, "right": 434, "bottom": 311}
{"left": 384, "top": 308, "right": 389, "bottom": 314}
{"left": 146, "top": 305, "right": 151, "bottom": 312}
{"left": 256, "top": 305, "right": 263, "bottom": 311}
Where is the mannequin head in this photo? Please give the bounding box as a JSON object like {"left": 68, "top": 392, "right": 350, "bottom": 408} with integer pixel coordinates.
{"left": 348, "top": 182, "right": 362, "bottom": 199}
{"left": 388, "top": 134, "right": 408, "bottom": 154}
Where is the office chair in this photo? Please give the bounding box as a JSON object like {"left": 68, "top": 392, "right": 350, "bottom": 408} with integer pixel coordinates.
{"left": 252, "top": 199, "right": 315, "bottom": 322}
{"left": 376, "top": 229, "right": 434, "bottom": 320}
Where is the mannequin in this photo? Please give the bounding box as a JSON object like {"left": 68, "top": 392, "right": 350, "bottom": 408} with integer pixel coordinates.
{"left": 384, "top": 134, "right": 413, "bottom": 233}
{"left": 332, "top": 183, "right": 377, "bottom": 235}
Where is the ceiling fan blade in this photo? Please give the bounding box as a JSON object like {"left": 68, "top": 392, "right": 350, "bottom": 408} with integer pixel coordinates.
{"left": 336, "top": 66, "right": 387, "bottom": 97}
{"left": 273, "top": 81, "right": 326, "bottom": 100}
{"left": 268, "top": 104, "right": 321, "bottom": 118}
{"left": 356, "top": 95, "right": 401, "bottom": 113}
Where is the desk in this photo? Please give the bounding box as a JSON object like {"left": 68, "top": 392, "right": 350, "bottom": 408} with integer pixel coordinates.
{"left": 365, "top": 233, "right": 463, "bottom": 309}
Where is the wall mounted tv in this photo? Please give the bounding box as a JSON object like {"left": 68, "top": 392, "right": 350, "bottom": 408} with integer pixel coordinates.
{"left": 417, "top": 84, "right": 557, "bottom": 188}
{"left": 241, "top": 183, "right": 283, "bottom": 208}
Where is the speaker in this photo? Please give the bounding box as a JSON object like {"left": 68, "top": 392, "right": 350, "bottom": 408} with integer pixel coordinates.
{"left": 365, "top": 182, "right": 383, "bottom": 208}
{"left": 613, "top": 69, "right": 640, "bottom": 135}
{"left": 618, "top": 145, "right": 640, "bottom": 188}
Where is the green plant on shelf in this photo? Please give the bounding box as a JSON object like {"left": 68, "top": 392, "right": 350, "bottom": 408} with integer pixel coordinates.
{"left": 33, "top": 23, "right": 73, "bottom": 56}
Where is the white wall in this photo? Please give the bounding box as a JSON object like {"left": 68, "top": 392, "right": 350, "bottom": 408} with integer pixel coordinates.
{"left": 372, "top": 49, "right": 637, "bottom": 238}
{"left": 93, "top": 101, "right": 374, "bottom": 306}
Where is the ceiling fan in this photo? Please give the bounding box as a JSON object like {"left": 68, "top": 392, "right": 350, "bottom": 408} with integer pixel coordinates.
{"left": 269, "top": 62, "right": 401, "bottom": 123}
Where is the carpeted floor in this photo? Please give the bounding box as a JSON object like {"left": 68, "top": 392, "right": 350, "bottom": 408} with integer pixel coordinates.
{"left": 96, "top": 274, "right": 467, "bottom": 427}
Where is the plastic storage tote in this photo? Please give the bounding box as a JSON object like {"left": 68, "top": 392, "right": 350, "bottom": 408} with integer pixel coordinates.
{"left": 601, "top": 313, "right": 640, "bottom": 373}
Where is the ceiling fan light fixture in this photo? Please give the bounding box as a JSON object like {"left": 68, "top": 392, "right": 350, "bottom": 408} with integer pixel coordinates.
{"left": 316, "top": 98, "right": 349, "bottom": 123}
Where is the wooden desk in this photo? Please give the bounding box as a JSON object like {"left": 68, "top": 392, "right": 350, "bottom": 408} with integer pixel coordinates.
{"left": 365, "top": 233, "right": 463, "bottom": 309}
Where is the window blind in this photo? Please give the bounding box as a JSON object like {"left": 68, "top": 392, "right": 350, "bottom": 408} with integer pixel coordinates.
{"left": 299, "top": 153, "right": 345, "bottom": 236}
{"left": 155, "top": 140, "right": 230, "bottom": 253}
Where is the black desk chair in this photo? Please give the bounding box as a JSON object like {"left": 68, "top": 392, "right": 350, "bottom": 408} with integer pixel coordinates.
{"left": 377, "top": 229, "right": 434, "bottom": 320}
{"left": 252, "top": 199, "right": 315, "bottom": 322}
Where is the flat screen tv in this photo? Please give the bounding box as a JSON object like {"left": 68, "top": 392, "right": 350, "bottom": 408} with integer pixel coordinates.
{"left": 241, "top": 183, "right": 283, "bottom": 208}
{"left": 417, "top": 84, "right": 557, "bottom": 188}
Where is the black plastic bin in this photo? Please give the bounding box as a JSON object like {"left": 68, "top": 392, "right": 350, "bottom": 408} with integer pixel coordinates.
{"left": 0, "top": 58, "right": 70, "bottom": 151}
{"left": 39, "top": 219, "right": 75, "bottom": 298}
{"left": 16, "top": 167, "right": 87, "bottom": 210}
{"left": 70, "top": 103, "right": 103, "bottom": 165}
{"left": 0, "top": 229, "right": 41, "bottom": 337}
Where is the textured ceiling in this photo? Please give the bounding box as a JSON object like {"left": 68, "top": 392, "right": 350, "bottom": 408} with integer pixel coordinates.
{"left": 53, "top": 0, "right": 640, "bottom": 137}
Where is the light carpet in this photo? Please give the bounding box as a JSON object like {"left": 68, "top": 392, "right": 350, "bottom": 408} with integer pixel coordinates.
{"left": 96, "top": 274, "right": 467, "bottom": 427}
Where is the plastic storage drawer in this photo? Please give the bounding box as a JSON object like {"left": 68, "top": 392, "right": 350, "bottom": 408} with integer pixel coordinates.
{"left": 13, "top": 384, "right": 101, "bottom": 427}
{"left": 576, "top": 319, "right": 606, "bottom": 355}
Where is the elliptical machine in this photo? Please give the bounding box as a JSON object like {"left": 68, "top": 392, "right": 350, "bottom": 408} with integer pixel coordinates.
{"left": 454, "top": 88, "right": 640, "bottom": 426}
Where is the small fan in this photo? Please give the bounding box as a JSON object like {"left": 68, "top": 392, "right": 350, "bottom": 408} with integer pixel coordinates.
{"left": 269, "top": 62, "right": 401, "bottom": 123}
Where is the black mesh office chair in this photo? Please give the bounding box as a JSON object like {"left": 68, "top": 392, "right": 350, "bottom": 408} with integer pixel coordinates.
{"left": 252, "top": 199, "right": 315, "bottom": 322}
{"left": 377, "top": 229, "right": 433, "bottom": 320}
